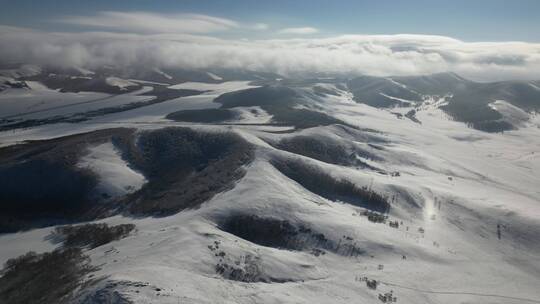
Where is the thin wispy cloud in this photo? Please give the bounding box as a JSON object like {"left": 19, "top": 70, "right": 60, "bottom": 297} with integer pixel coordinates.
{"left": 278, "top": 27, "right": 319, "bottom": 35}
{"left": 58, "top": 11, "right": 239, "bottom": 34}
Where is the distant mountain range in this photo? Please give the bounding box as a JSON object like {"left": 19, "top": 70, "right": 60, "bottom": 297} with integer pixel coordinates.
{"left": 2, "top": 64, "right": 538, "bottom": 133}
{"left": 347, "top": 72, "right": 540, "bottom": 132}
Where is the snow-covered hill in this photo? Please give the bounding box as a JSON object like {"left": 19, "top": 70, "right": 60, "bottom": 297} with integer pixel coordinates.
{"left": 0, "top": 74, "right": 539, "bottom": 304}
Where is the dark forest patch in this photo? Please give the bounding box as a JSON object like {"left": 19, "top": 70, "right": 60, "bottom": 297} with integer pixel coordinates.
{"left": 347, "top": 76, "right": 421, "bottom": 108}
{"left": 116, "top": 127, "right": 254, "bottom": 215}
{"left": 468, "top": 120, "right": 515, "bottom": 133}
{"left": 219, "top": 214, "right": 365, "bottom": 258}
{"left": 214, "top": 85, "right": 354, "bottom": 129}
{"left": 219, "top": 214, "right": 331, "bottom": 252}
{"left": 0, "top": 249, "right": 97, "bottom": 304}
{"left": 271, "top": 158, "right": 390, "bottom": 213}
{"left": 270, "top": 135, "right": 381, "bottom": 169}
{"left": 215, "top": 85, "right": 301, "bottom": 109}
{"left": 264, "top": 106, "right": 352, "bottom": 129}
{"left": 440, "top": 95, "right": 513, "bottom": 133}
{"left": 52, "top": 223, "right": 135, "bottom": 249}
{"left": 405, "top": 109, "right": 421, "bottom": 124}
{"left": 0, "top": 127, "right": 254, "bottom": 231}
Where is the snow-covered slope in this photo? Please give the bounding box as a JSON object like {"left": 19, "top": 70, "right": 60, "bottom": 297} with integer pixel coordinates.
{"left": 77, "top": 142, "right": 147, "bottom": 200}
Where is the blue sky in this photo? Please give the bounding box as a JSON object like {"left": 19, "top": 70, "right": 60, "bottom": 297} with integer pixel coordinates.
{"left": 0, "top": 0, "right": 539, "bottom": 41}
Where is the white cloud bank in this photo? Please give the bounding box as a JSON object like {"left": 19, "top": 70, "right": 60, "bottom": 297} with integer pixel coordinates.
{"left": 1, "top": 24, "right": 540, "bottom": 81}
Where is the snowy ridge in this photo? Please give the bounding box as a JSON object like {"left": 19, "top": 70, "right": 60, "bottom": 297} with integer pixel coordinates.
{"left": 74, "top": 67, "right": 95, "bottom": 76}
{"left": 529, "top": 82, "right": 540, "bottom": 90}
{"left": 206, "top": 72, "right": 223, "bottom": 81}
{"left": 105, "top": 77, "right": 138, "bottom": 90}
{"left": 386, "top": 78, "right": 421, "bottom": 96}
{"left": 379, "top": 93, "right": 418, "bottom": 105}
{"left": 153, "top": 68, "right": 173, "bottom": 80}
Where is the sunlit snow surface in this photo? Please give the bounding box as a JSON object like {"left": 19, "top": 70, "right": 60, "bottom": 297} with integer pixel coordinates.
{"left": 77, "top": 142, "right": 146, "bottom": 200}
{"left": 0, "top": 81, "right": 539, "bottom": 304}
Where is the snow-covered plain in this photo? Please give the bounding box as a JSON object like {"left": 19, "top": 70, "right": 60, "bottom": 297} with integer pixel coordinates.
{"left": 0, "top": 80, "right": 539, "bottom": 304}
{"left": 0, "top": 81, "right": 109, "bottom": 119}
{"left": 0, "top": 81, "right": 263, "bottom": 147}
{"left": 168, "top": 80, "right": 256, "bottom": 94}
{"left": 0, "top": 82, "right": 154, "bottom": 121}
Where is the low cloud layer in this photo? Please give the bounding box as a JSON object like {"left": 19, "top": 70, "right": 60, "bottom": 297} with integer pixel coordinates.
{"left": 1, "top": 23, "right": 540, "bottom": 81}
